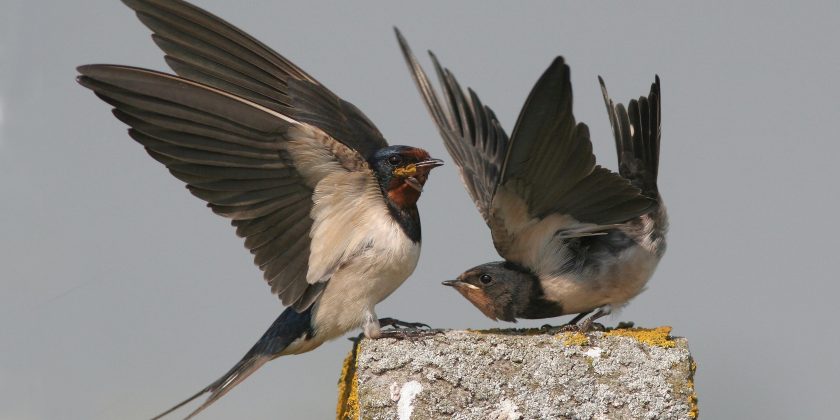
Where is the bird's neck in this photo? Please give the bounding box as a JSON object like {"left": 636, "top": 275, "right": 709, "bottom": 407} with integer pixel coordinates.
{"left": 515, "top": 270, "right": 565, "bottom": 319}
{"left": 378, "top": 177, "right": 422, "bottom": 243}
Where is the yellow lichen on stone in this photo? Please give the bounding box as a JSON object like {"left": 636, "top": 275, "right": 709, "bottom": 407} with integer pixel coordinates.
{"left": 604, "top": 326, "right": 676, "bottom": 348}
{"left": 336, "top": 341, "right": 360, "bottom": 420}
{"left": 687, "top": 356, "right": 699, "bottom": 418}
{"left": 687, "top": 379, "right": 699, "bottom": 418}
{"left": 561, "top": 331, "right": 590, "bottom": 346}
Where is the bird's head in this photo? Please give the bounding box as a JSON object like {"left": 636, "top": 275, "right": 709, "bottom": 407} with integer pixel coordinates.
{"left": 370, "top": 146, "right": 443, "bottom": 208}
{"left": 442, "top": 261, "right": 536, "bottom": 322}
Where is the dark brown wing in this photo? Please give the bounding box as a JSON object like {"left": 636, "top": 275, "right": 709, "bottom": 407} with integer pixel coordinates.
{"left": 399, "top": 40, "right": 654, "bottom": 270}
{"left": 486, "top": 58, "right": 656, "bottom": 268}
{"left": 395, "top": 29, "right": 507, "bottom": 223}
{"left": 600, "top": 75, "right": 662, "bottom": 197}
{"left": 121, "top": 0, "right": 388, "bottom": 159}
{"left": 499, "top": 57, "right": 654, "bottom": 227}
{"left": 77, "top": 65, "right": 369, "bottom": 311}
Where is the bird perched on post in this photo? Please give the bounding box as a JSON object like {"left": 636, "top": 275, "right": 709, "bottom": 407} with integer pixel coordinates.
{"left": 396, "top": 30, "right": 666, "bottom": 333}
{"left": 77, "top": 1, "right": 443, "bottom": 418}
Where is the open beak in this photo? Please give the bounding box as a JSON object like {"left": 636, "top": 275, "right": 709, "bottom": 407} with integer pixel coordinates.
{"left": 442, "top": 279, "right": 478, "bottom": 290}
{"left": 414, "top": 158, "right": 444, "bottom": 169}
{"left": 405, "top": 158, "right": 444, "bottom": 192}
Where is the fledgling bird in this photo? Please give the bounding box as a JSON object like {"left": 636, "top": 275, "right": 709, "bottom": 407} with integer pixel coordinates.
{"left": 396, "top": 30, "right": 667, "bottom": 332}
{"left": 77, "top": 1, "right": 443, "bottom": 418}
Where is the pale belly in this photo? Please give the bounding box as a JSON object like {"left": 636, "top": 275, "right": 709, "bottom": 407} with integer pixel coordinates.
{"left": 308, "top": 236, "right": 421, "bottom": 342}
{"left": 541, "top": 244, "right": 661, "bottom": 315}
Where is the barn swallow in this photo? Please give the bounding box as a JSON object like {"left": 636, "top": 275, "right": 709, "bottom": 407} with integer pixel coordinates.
{"left": 77, "top": 1, "right": 442, "bottom": 418}
{"left": 396, "top": 30, "right": 667, "bottom": 333}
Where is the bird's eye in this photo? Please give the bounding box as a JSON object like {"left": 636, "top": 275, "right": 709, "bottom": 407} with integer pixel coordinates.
{"left": 479, "top": 274, "right": 493, "bottom": 284}
{"left": 388, "top": 155, "right": 403, "bottom": 165}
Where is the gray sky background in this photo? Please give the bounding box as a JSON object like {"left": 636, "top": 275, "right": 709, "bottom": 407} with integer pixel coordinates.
{"left": 2, "top": 1, "right": 839, "bottom": 419}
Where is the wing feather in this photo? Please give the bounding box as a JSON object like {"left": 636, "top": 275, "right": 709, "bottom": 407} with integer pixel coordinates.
{"left": 396, "top": 29, "right": 508, "bottom": 223}
{"left": 123, "top": 0, "right": 388, "bottom": 158}
{"left": 78, "top": 64, "right": 370, "bottom": 311}
{"left": 398, "top": 35, "right": 655, "bottom": 273}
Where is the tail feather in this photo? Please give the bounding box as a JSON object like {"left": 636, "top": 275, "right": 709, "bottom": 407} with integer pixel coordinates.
{"left": 599, "top": 75, "right": 661, "bottom": 197}
{"left": 151, "top": 307, "right": 313, "bottom": 419}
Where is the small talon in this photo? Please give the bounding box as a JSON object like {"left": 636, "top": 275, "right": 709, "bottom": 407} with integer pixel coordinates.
{"left": 559, "top": 324, "right": 581, "bottom": 333}
{"left": 378, "top": 317, "right": 432, "bottom": 330}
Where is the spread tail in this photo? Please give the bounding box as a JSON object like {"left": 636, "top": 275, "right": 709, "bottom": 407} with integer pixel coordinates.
{"left": 152, "top": 307, "right": 313, "bottom": 419}
{"left": 599, "top": 76, "right": 662, "bottom": 198}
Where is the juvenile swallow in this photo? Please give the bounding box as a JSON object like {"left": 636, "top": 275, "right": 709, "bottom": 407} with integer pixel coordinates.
{"left": 396, "top": 31, "right": 666, "bottom": 332}
{"left": 77, "top": 2, "right": 442, "bottom": 418}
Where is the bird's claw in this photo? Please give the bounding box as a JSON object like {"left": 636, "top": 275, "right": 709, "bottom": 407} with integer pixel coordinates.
{"left": 378, "top": 317, "right": 432, "bottom": 330}
{"left": 541, "top": 322, "right": 606, "bottom": 334}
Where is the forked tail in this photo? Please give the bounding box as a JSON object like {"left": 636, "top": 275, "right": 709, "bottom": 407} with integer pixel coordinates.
{"left": 151, "top": 307, "right": 313, "bottom": 419}
{"left": 599, "top": 76, "right": 662, "bottom": 198}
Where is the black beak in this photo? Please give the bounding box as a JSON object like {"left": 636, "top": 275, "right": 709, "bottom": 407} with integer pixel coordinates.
{"left": 414, "top": 158, "right": 444, "bottom": 169}
{"left": 442, "top": 280, "right": 459, "bottom": 287}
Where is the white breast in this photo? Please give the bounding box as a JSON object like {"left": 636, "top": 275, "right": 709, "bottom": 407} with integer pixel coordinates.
{"left": 307, "top": 180, "right": 421, "bottom": 342}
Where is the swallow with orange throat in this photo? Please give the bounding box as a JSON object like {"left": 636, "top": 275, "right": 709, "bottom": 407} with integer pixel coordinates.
{"left": 77, "top": 2, "right": 443, "bottom": 417}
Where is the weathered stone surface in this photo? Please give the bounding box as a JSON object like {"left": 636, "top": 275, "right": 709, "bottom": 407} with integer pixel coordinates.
{"left": 337, "top": 327, "right": 697, "bottom": 420}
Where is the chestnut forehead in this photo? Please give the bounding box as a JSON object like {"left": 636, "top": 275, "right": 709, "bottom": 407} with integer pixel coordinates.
{"left": 399, "top": 148, "right": 431, "bottom": 161}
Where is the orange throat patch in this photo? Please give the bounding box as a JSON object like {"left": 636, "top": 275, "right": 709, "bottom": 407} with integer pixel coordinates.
{"left": 386, "top": 179, "right": 422, "bottom": 208}
{"left": 455, "top": 286, "right": 498, "bottom": 321}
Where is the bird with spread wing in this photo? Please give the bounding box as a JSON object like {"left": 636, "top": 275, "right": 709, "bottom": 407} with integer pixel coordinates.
{"left": 396, "top": 30, "right": 667, "bottom": 332}
{"left": 77, "top": 2, "right": 443, "bottom": 418}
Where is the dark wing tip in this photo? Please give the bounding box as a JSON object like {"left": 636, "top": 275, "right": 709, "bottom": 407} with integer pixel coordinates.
{"left": 549, "top": 56, "right": 567, "bottom": 68}
{"left": 545, "top": 56, "right": 570, "bottom": 78}
{"left": 76, "top": 64, "right": 105, "bottom": 76}
{"left": 536, "top": 56, "right": 571, "bottom": 90}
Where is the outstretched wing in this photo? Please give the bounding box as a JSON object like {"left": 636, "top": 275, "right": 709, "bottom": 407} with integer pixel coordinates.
{"left": 490, "top": 58, "right": 655, "bottom": 271}
{"left": 395, "top": 29, "right": 508, "bottom": 223}
{"left": 600, "top": 75, "right": 662, "bottom": 196}
{"left": 121, "top": 0, "right": 388, "bottom": 159}
{"left": 398, "top": 36, "right": 654, "bottom": 274}
{"left": 77, "top": 65, "right": 378, "bottom": 311}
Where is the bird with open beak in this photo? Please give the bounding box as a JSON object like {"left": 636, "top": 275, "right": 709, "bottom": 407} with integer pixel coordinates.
{"left": 397, "top": 30, "right": 667, "bottom": 333}
{"left": 77, "top": 1, "right": 443, "bottom": 418}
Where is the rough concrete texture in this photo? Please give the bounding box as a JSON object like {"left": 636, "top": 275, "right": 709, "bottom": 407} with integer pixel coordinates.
{"left": 337, "top": 327, "right": 697, "bottom": 420}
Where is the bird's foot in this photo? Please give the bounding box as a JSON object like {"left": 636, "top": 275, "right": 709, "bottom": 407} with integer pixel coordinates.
{"left": 376, "top": 318, "right": 439, "bottom": 341}
{"left": 378, "top": 317, "right": 431, "bottom": 330}
{"left": 539, "top": 323, "right": 567, "bottom": 334}
{"left": 541, "top": 322, "right": 606, "bottom": 334}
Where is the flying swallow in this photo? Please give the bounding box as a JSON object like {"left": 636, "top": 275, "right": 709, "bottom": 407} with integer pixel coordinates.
{"left": 396, "top": 30, "right": 666, "bottom": 332}
{"left": 77, "top": 2, "right": 442, "bottom": 418}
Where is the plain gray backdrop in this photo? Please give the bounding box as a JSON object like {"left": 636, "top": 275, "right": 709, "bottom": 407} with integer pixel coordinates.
{"left": 2, "top": 0, "right": 838, "bottom": 419}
